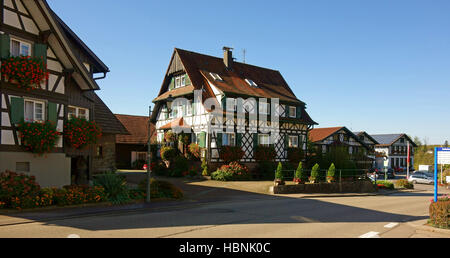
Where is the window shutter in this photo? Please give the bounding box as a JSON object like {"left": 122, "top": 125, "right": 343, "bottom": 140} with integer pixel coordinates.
{"left": 285, "top": 135, "right": 289, "bottom": 149}
{"left": 236, "top": 133, "right": 242, "bottom": 146}
{"left": 198, "top": 132, "right": 207, "bottom": 148}
{"left": 296, "top": 106, "right": 302, "bottom": 119}
{"left": 221, "top": 96, "right": 226, "bottom": 112}
{"left": 47, "top": 102, "right": 57, "bottom": 124}
{"left": 168, "top": 77, "right": 175, "bottom": 90}
{"left": 253, "top": 133, "right": 258, "bottom": 150}
{"left": 286, "top": 106, "right": 290, "bottom": 118}
{"left": 216, "top": 133, "right": 222, "bottom": 148}
{"left": 33, "top": 43, "right": 47, "bottom": 64}
{"left": 10, "top": 97, "right": 24, "bottom": 124}
{"left": 185, "top": 74, "right": 191, "bottom": 85}
{"left": 0, "top": 34, "right": 10, "bottom": 59}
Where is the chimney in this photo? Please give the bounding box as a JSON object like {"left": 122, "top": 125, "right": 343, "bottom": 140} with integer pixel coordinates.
{"left": 223, "top": 46, "right": 233, "bottom": 69}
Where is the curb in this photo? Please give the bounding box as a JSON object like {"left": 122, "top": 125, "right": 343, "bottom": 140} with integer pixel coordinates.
{"left": 407, "top": 219, "right": 450, "bottom": 236}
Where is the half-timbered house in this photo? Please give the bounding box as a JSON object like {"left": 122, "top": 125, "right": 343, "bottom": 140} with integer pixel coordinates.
{"left": 0, "top": 0, "right": 127, "bottom": 187}
{"left": 151, "top": 47, "right": 317, "bottom": 167}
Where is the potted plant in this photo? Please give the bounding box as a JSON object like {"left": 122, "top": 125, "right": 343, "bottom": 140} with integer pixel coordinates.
{"left": 327, "top": 163, "right": 336, "bottom": 183}
{"left": 309, "top": 164, "right": 320, "bottom": 183}
{"left": 274, "top": 162, "right": 285, "bottom": 186}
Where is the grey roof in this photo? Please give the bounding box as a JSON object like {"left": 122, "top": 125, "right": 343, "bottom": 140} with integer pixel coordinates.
{"left": 371, "top": 134, "right": 403, "bottom": 146}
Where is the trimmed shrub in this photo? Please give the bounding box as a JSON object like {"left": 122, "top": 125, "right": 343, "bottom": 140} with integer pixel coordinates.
{"left": 211, "top": 162, "right": 251, "bottom": 181}
{"left": 275, "top": 162, "right": 284, "bottom": 181}
{"left": 310, "top": 164, "right": 320, "bottom": 183}
{"left": 254, "top": 145, "right": 277, "bottom": 162}
{"left": 327, "top": 163, "right": 336, "bottom": 182}
{"left": 201, "top": 158, "right": 209, "bottom": 176}
{"left": 294, "top": 162, "right": 308, "bottom": 184}
{"left": 429, "top": 199, "right": 449, "bottom": 229}
{"left": 219, "top": 146, "right": 245, "bottom": 163}
{"left": 395, "top": 179, "right": 414, "bottom": 189}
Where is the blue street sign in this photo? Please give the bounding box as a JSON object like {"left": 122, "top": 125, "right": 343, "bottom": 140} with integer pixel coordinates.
{"left": 434, "top": 147, "right": 450, "bottom": 202}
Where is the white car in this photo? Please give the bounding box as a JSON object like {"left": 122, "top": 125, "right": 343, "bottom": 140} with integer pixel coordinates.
{"left": 408, "top": 172, "right": 435, "bottom": 185}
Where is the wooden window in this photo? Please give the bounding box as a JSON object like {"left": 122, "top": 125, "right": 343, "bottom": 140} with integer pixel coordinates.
{"left": 222, "top": 133, "right": 236, "bottom": 146}
{"left": 68, "top": 106, "right": 89, "bottom": 120}
{"left": 24, "top": 99, "right": 45, "bottom": 122}
{"left": 258, "top": 134, "right": 270, "bottom": 146}
{"left": 11, "top": 38, "right": 31, "bottom": 57}
{"left": 289, "top": 136, "right": 299, "bottom": 148}
{"left": 259, "top": 101, "right": 270, "bottom": 115}
{"left": 289, "top": 106, "right": 296, "bottom": 118}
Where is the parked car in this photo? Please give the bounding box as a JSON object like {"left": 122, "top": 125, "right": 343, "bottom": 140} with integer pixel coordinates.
{"left": 408, "top": 172, "right": 435, "bottom": 185}
{"left": 374, "top": 168, "right": 395, "bottom": 179}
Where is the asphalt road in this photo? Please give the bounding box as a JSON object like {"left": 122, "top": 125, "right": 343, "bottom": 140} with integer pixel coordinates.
{"left": 0, "top": 182, "right": 447, "bottom": 239}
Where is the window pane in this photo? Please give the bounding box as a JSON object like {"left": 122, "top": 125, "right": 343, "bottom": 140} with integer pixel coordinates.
{"left": 20, "top": 44, "right": 30, "bottom": 56}
{"left": 34, "top": 103, "right": 43, "bottom": 121}
{"left": 24, "top": 101, "right": 34, "bottom": 122}
{"left": 68, "top": 107, "right": 77, "bottom": 119}
{"left": 11, "top": 40, "right": 20, "bottom": 57}
{"left": 78, "top": 109, "right": 87, "bottom": 120}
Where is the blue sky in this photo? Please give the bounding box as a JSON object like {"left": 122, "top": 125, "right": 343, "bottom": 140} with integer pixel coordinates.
{"left": 47, "top": 0, "right": 450, "bottom": 144}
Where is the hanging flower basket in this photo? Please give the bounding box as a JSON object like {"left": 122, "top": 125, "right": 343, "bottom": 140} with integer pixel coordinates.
{"left": 64, "top": 118, "right": 102, "bottom": 149}
{"left": 1, "top": 56, "right": 49, "bottom": 90}
{"left": 17, "top": 121, "right": 61, "bottom": 156}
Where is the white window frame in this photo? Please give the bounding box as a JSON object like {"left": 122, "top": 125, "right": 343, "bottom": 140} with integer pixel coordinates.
{"left": 258, "top": 134, "right": 270, "bottom": 146}
{"left": 175, "top": 77, "right": 181, "bottom": 88}
{"left": 259, "top": 101, "right": 270, "bottom": 115}
{"left": 289, "top": 106, "right": 297, "bottom": 118}
{"left": 210, "top": 72, "right": 223, "bottom": 81}
{"left": 186, "top": 101, "right": 192, "bottom": 116}
{"left": 289, "top": 135, "right": 299, "bottom": 148}
{"left": 68, "top": 106, "right": 90, "bottom": 120}
{"left": 181, "top": 75, "right": 186, "bottom": 87}
{"left": 226, "top": 98, "right": 237, "bottom": 112}
{"left": 10, "top": 38, "right": 31, "bottom": 57}
{"left": 222, "top": 133, "right": 236, "bottom": 146}
{"left": 24, "top": 99, "right": 45, "bottom": 123}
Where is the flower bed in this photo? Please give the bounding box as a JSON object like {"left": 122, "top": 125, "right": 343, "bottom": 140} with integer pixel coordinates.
{"left": 1, "top": 56, "right": 48, "bottom": 90}
{"left": 17, "top": 121, "right": 60, "bottom": 155}
{"left": 0, "top": 171, "right": 106, "bottom": 210}
{"left": 429, "top": 195, "right": 449, "bottom": 229}
{"left": 64, "top": 117, "right": 102, "bottom": 149}
{"left": 211, "top": 162, "right": 251, "bottom": 181}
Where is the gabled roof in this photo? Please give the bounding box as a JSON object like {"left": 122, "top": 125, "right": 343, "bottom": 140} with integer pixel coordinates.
{"left": 115, "top": 114, "right": 156, "bottom": 145}
{"left": 371, "top": 134, "right": 418, "bottom": 147}
{"left": 309, "top": 127, "right": 345, "bottom": 142}
{"left": 151, "top": 48, "right": 317, "bottom": 125}
{"left": 353, "top": 131, "right": 379, "bottom": 145}
{"left": 309, "top": 126, "right": 370, "bottom": 149}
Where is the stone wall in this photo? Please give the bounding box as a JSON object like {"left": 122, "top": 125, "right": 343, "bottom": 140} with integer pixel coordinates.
{"left": 272, "top": 181, "right": 376, "bottom": 194}
{"left": 92, "top": 133, "right": 117, "bottom": 175}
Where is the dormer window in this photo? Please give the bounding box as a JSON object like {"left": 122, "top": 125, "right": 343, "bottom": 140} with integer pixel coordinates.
{"left": 289, "top": 106, "right": 297, "bottom": 118}
{"left": 210, "top": 72, "right": 223, "bottom": 81}
{"left": 11, "top": 38, "right": 31, "bottom": 57}
{"left": 245, "top": 79, "right": 258, "bottom": 87}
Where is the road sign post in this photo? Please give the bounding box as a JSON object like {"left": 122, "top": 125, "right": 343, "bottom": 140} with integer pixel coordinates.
{"left": 434, "top": 147, "right": 450, "bottom": 202}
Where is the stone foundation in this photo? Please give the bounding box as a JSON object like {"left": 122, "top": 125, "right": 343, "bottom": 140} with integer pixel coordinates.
{"left": 272, "top": 181, "right": 376, "bottom": 194}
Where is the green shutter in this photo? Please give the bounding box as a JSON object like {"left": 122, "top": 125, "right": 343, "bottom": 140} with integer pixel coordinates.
{"left": 0, "top": 34, "right": 10, "bottom": 59}
{"left": 47, "top": 102, "right": 57, "bottom": 124}
{"left": 169, "top": 77, "right": 175, "bottom": 90}
{"left": 221, "top": 96, "right": 226, "bottom": 112}
{"left": 296, "top": 106, "right": 302, "bottom": 119}
{"left": 216, "top": 133, "right": 222, "bottom": 148}
{"left": 285, "top": 135, "right": 290, "bottom": 149}
{"left": 185, "top": 74, "right": 191, "bottom": 85}
{"left": 253, "top": 133, "right": 259, "bottom": 150}
{"left": 10, "top": 97, "right": 24, "bottom": 124}
{"left": 286, "top": 106, "right": 290, "bottom": 118}
{"left": 236, "top": 133, "right": 242, "bottom": 146}
{"left": 33, "top": 43, "right": 47, "bottom": 64}
{"left": 199, "top": 132, "right": 207, "bottom": 148}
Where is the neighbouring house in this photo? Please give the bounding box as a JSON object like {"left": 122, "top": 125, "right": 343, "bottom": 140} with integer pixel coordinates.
{"left": 0, "top": 0, "right": 127, "bottom": 187}
{"left": 309, "top": 127, "right": 373, "bottom": 168}
{"left": 115, "top": 114, "right": 156, "bottom": 169}
{"left": 353, "top": 131, "right": 379, "bottom": 161}
{"left": 371, "top": 134, "right": 417, "bottom": 171}
{"left": 151, "top": 47, "right": 317, "bottom": 167}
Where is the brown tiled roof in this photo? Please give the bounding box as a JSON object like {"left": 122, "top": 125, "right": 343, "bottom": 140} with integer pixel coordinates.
{"left": 159, "top": 117, "right": 192, "bottom": 131}
{"left": 153, "top": 85, "right": 195, "bottom": 102}
{"left": 309, "top": 127, "right": 345, "bottom": 142}
{"left": 88, "top": 93, "right": 128, "bottom": 135}
{"left": 115, "top": 114, "right": 156, "bottom": 145}
{"left": 152, "top": 48, "right": 317, "bottom": 125}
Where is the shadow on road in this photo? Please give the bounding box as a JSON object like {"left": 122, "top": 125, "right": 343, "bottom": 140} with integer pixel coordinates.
{"left": 0, "top": 175, "right": 431, "bottom": 233}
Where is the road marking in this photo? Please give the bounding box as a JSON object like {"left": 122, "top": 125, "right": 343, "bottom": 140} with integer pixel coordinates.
{"left": 359, "top": 231, "right": 380, "bottom": 238}
{"left": 384, "top": 223, "right": 399, "bottom": 229}
{"left": 67, "top": 234, "right": 81, "bottom": 238}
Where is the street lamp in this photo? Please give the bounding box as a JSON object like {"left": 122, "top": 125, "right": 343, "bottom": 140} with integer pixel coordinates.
{"left": 166, "top": 94, "right": 174, "bottom": 113}
{"left": 146, "top": 105, "right": 153, "bottom": 203}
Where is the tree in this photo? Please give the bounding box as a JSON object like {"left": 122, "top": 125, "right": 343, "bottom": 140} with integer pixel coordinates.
{"left": 445, "top": 140, "right": 449, "bottom": 148}
{"left": 294, "top": 161, "right": 307, "bottom": 184}
{"left": 327, "top": 163, "right": 336, "bottom": 183}
{"left": 310, "top": 163, "right": 320, "bottom": 183}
